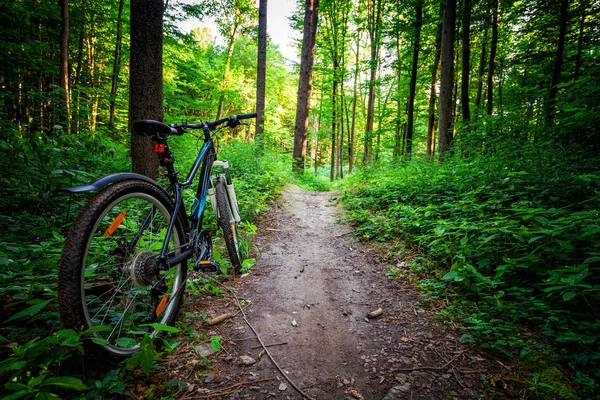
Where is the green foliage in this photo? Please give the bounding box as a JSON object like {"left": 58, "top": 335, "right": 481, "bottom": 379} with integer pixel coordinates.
{"left": 343, "top": 140, "right": 600, "bottom": 395}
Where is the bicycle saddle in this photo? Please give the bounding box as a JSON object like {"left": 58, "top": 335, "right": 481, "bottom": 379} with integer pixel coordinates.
{"left": 133, "top": 120, "right": 177, "bottom": 141}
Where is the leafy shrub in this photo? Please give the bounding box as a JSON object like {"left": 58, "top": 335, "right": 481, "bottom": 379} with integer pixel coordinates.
{"left": 342, "top": 140, "right": 600, "bottom": 394}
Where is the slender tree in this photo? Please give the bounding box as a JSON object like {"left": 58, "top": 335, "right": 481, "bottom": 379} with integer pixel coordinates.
{"left": 129, "top": 0, "right": 163, "bottom": 179}
{"left": 59, "top": 0, "right": 71, "bottom": 134}
{"left": 486, "top": 0, "right": 498, "bottom": 115}
{"left": 438, "top": 0, "right": 456, "bottom": 157}
{"left": 461, "top": 0, "right": 471, "bottom": 123}
{"left": 406, "top": 0, "right": 423, "bottom": 158}
{"left": 363, "top": 0, "right": 383, "bottom": 164}
{"left": 427, "top": 2, "right": 443, "bottom": 158}
{"left": 546, "top": 0, "right": 569, "bottom": 126}
{"left": 109, "top": 0, "right": 125, "bottom": 132}
{"left": 474, "top": 14, "right": 489, "bottom": 111}
{"left": 255, "top": 0, "right": 267, "bottom": 145}
{"left": 292, "top": 0, "right": 320, "bottom": 173}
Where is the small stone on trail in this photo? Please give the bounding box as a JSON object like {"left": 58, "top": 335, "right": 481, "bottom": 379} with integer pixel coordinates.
{"left": 279, "top": 383, "right": 288, "bottom": 391}
{"left": 238, "top": 355, "right": 257, "bottom": 366}
{"left": 291, "top": 319, "right": 298, "bottom": 327}
{"left": 194, "top": 344, "right": 218, "bottom": 357}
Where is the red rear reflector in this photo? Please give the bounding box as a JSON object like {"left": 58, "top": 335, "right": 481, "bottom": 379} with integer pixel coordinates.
{"left": 152, "top": 143, "right": 165, "bottom": 153}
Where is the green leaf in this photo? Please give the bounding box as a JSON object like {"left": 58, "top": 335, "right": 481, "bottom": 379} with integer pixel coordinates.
{"left": 442, "top": 270, "right": 459, "bottom": 281}
{"left": 115, "top": 337, "right": 138, "bottom": 348}
{"left": 5, "top": 299, "right": 52, "bottom": 323}
{"left": 82, "top": 325, "right": 111, "bottom": 335}
{"left": 2, "top": 390, "right": 33, "bottom": 400}
{"left": 146, "top": 323, "right": 180, "bottom": 333}
{"left": 91, "top": 337, "right": 110, "bottom": 345}
{"left": 460, "top": 236, "right": 468, "bottom": 245}
{"left": 562, "top": 291, "right": 577, "bottom": 301}
{"left": 41, "top": 377, "right": 88, "bottom": 391}
{"left": 210, "top": 335, "right": 222, "bottom": 351}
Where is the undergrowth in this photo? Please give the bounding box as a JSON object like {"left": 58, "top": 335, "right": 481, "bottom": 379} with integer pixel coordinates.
{"left": 342, "top": 139, "right": 600, "bottom": 398}
{"left": 0, "top": 124, "right": 287, "bottom": 398}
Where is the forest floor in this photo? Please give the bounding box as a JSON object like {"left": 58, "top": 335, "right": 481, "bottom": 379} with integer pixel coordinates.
{"left": 156, "top": 185, "right": 519, "bottom": 399}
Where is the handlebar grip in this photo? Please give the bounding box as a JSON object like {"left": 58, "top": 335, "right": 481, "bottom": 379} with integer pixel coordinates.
{"left": 236, "top": 112, "right": 257, "bottom": 120}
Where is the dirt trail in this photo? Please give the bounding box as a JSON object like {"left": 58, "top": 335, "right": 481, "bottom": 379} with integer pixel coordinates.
{"left": 170, "top": 186, "right": 512, "bottom": 399}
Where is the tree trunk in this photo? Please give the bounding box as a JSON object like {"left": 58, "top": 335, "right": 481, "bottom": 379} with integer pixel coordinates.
{"left": 486, "top": 0, "right": 498, "bottom": 116}
{"left": 574, "top": 0, "right": 587, "bottom": 79}
{"left": 59, "top": 0, "right": 71, "bottom": 134}
{"left": 349, "top": 31, "right": 360, "bottom": 173}
{"left": 461, "top": 0, "right": 471, "bottom": 123}
{"left": 438, "top": 0, "right": 456, "bottom": 158}
{"left": 363, "top": 0, "right": 382, "bottom": 164}
{"left": 129, "top": 0, "right": 163, "bottom": 179}
{"left": 474, "top": 16, "right": 488, "bottom": 111}
{"left": 330, "top": 68, "right": 338, "bottom": 182}
{"left": 255, "top": 0, "right": 267, "bottom": 146}
{"left": 546, "top": 0, "right": 568, "bottom": 126}
{"left": 427, "top": 2, "right": 443, "bottom": 158}
{"left": 292, "top": 0, "right": 320, "bottom": 173}
{"left": 406, "top": 0, "right": 423, "bottom": 158}
{"left": 109, "top": 0, "right": 124, "bottom": 132}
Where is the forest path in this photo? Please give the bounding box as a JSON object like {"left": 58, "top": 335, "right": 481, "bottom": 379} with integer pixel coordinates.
{"left": 167, "top": 185, "right": 510, "bottom": 399}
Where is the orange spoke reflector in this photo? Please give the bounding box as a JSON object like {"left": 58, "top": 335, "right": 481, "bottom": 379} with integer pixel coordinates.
{"left": 103, "top": 210, "right": 127, "bottom": 238}
{"left": 156, "top": 294, "right": 168, "bottom": 317}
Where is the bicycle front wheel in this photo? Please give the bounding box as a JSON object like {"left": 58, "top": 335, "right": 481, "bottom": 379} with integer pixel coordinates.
{"left": 59, "top": 180, "right": 187, "bottom": 359}
{"left": 215, "top": 176, "right": 243, "bottom": 272}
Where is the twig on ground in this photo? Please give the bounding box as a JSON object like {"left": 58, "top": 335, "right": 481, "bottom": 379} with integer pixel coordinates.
{"left": 395, "top": 348, "right": 472, "bottom": 372}
{"left": 250, "top": 341, "right": 288, "bottom": 349}
{"left": 190, "top": 378, "right": 274, "bottom": 399}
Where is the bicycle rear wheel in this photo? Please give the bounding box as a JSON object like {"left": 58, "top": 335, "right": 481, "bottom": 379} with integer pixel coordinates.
{"left": 59, "top": 180, "right": 187, "bottom": 359}
{"left": 215, "top": 176, "right": 243, "bottom": 272}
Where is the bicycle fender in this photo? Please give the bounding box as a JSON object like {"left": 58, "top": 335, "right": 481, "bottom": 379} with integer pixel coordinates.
{"left": 63, "top": 173, "right": 158, "bottom": 193}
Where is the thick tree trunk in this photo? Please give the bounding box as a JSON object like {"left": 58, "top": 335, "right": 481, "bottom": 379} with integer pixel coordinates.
{"left": 406, "top": 0, "right": 423, "bottom": 158}
{"left": 59, "top": 0, "right": 71, "bottom": 134}
{"left": 129, "top": 0, "right": 163, "bottom": 179}
{"left": 109, "top": 0, "right": 124, "bottom": 132}
{"left": 255, "top": 0, "right": 267, "bottom": 146}
{"left": 486, "top": 0, "right": 498, "bottom": 116}
{"left": 461, "top": 0, "right": 471, "bottom": 123}
{"left": 437, "top": 0, "right": 456, "bottom": 158}
{"left": 292, "top": 0, "right": 320, "bottom": 173}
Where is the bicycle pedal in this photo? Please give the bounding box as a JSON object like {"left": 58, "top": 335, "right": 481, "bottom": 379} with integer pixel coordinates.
{"left": 194, "top": 259, "right": 219, "bottom": 273}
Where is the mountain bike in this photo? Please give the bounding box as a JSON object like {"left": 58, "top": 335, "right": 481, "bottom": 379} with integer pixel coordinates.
{"left": 58, "top": 112, "right": 256, "bottom": 359}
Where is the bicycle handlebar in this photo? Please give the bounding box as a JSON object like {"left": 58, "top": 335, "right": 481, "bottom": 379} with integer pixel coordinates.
{"left": 182, "top": 112, "right": 257, "bottom": 131}
{"left": 133, "top": 113, "right": 257, "bottom": 141}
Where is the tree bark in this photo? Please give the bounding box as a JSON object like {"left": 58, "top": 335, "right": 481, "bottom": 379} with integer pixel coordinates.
{"left": 349, "top": 31, "right": 360, "bottom": 173}
{"left": 461, "top": 0, "right": 471, "bottom": 123}
{"left": 292, "top": 0, "right": 320, "bottom": 173}
{"left": 129, "top": 0, "right": 163, "bottom": 179}
{"left": 59, "top": 0, "right": 71, "bottom": 134}
{"left": 486, "top": 0, "right": 498, "bottom": 116}
{"left": 255, "top": 0, "right": 267, "bottom": 146}
{"left": 438, "top": 0, "right": 456, "bottom": 158}
{"left": 406, "top": 0, "right": 423, "bottom": 158}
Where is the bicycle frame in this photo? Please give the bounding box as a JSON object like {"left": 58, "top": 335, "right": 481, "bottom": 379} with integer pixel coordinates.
{"left": 155, "top": 135, "right": 217, "bottom": 269}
